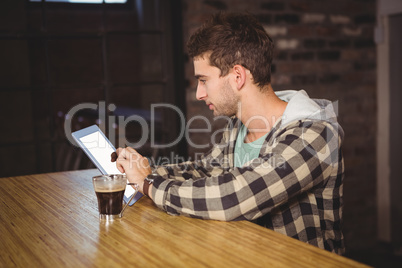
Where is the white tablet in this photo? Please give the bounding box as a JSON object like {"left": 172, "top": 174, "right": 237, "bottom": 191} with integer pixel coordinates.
{"left": 72, "top": 125, "right": 143, "bottom": 206}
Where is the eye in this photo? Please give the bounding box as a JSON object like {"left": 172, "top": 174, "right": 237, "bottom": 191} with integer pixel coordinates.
{"left": 199, "top": 79, "right": 206, "bottom": 85}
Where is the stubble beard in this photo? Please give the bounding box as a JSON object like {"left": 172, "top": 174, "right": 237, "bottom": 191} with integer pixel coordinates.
{"left": 213, "top": 80, "right": 239, "bottom": 117}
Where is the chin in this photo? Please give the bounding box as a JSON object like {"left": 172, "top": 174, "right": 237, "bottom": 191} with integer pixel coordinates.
{"left": 213, "top": 111, "right": 235, "bottom": 118}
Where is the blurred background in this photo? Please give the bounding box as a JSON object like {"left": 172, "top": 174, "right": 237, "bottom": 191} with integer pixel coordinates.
{"left": 0, "top": 0, "right": 401, "bottom": 266}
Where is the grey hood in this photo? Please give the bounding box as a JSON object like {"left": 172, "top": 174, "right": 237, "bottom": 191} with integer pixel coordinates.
{"left": 275, "top": 90, "right": 339, "bottom": 128}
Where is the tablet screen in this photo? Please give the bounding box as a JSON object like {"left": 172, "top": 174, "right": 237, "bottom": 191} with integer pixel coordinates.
{"left": 72, "top": 125, "right": 142, "bottom": 205}
{"left": 79, "top": 131, "right": 121, "bottom": 175}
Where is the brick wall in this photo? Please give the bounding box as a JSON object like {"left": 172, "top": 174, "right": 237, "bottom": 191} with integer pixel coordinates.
{"left": 181, "top": 0, "right": 377, "bottom": 252}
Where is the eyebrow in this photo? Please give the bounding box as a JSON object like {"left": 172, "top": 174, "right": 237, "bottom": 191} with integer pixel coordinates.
{"left": 194, "top": 74, "right": 207, "bottom": 79}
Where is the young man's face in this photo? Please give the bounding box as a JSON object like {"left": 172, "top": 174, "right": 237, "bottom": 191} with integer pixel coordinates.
{"left": 193, "top": 56, "right": 239, "bottom": 117}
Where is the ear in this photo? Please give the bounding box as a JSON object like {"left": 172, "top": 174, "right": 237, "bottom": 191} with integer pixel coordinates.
{"left": 232, "top": 65, "right": 247, "bottom": 90}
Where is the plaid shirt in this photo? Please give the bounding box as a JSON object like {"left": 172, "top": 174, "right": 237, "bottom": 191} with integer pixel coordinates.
{"left": 151, "top": 116, "right": 345, "bottom": 254}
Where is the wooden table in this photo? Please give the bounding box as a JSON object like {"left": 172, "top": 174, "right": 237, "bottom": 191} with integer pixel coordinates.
{"left": 0, "top": 169, "right": 369, "bottom": 267}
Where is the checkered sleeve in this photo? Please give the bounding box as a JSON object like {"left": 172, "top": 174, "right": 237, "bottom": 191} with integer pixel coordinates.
{"left": 151, "top": 120, "right": 341, "bottom": 221}
{"left": 151, "top": 159, "right": 214, "bottom": 182}
{"left": 150, "top": 119, "right": 237, "bottom": 182}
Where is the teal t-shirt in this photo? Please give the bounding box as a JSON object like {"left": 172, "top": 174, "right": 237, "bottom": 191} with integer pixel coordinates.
{"left": 234, "top": 124, "right": 268, "bottom": 167}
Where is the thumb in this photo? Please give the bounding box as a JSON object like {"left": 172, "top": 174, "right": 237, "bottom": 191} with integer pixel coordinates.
{"left": 116, "top": 159, "right": 126, "bottom": 174}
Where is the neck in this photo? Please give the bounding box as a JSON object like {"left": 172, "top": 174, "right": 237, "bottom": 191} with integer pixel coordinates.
{"left": 237, "top": 84, "right": 287, "bottom": 143}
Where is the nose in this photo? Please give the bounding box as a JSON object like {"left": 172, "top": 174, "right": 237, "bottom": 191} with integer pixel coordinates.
{"left": 196, "top": 84, "right": 207, "bottom": 101}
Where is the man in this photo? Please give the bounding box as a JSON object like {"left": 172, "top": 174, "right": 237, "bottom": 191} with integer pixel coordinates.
{"left": 113, "top": 12, "right": 345, "bottom": 255}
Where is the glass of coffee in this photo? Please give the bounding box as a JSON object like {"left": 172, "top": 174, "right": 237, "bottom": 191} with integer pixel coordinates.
{"left": 92, "top": 174, "right": 138, "bottom": 221}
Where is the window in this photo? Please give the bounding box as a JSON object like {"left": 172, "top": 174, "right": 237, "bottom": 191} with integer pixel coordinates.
{"left": 0, "top": 0, "right": 186, "bottom": 176}
{"left": 29, "top": 0, "right": 127, "bottom": 3}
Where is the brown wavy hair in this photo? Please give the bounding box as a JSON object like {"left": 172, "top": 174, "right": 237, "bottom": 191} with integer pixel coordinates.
{"left": 187, "top": 12, "right": 274, "bottom": 89}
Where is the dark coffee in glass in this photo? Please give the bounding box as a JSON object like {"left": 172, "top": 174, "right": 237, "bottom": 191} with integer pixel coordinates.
{"left": 95, "top": 189, "right": 125, "bottom": 215}
{"left": 92, "top": 174, "right": 127, "bottom": 221}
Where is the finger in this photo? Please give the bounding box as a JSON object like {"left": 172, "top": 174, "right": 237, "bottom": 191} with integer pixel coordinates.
{"left": 118, "top": 148, "right": 128, "bottom": 159}
{"left": 115, "top": 147, "right": 124, "bottom": 156}
{"left": 116, "top": 158, "right": 126, "bottom": 174}
{"left": 125, "top": 147, "right": 139, "bottom": 155}
{"left": 123, "top": 147, "right": 142, "bottom": 162}
{"left": 117, "top": 164, "right": 125, "bottom": 174}
{"left": 125, "top": 148, "right": 150, "bottom": 169}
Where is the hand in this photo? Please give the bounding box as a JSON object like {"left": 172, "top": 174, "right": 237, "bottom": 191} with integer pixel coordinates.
{"left": 112, "top": 147, "right": 152, "bottom": 194}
